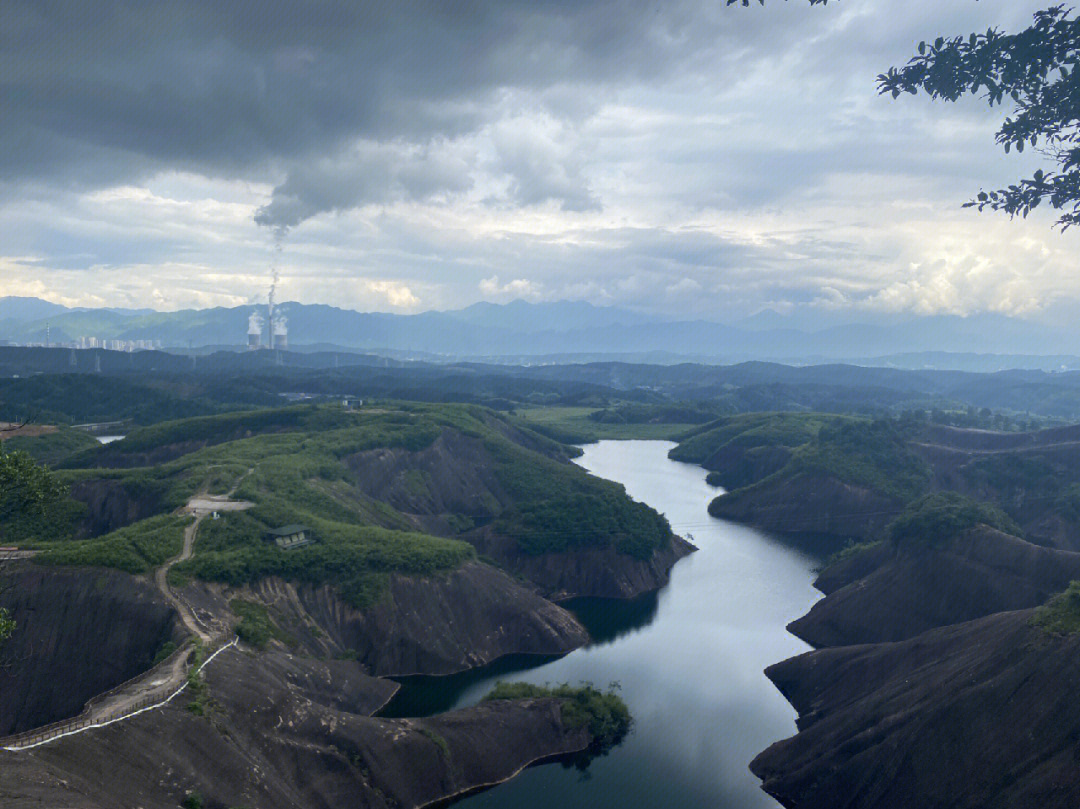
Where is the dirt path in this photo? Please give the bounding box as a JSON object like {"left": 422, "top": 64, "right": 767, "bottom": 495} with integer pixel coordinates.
{"left": 76, "top": 640, "right": 193, "bottom": 721}
{"left": 1, "top": 470, "right": 255, "bottom": 750}
{"left": 159, "top": 469, "right": 255, "bottom": 642}
{"left": 155, "top": 515, "right": 214, "bottom": 642}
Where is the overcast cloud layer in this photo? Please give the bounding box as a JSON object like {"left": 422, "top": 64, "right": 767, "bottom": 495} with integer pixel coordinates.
{"left": 1, "top": 0, "right": 1073, "bottom": 319}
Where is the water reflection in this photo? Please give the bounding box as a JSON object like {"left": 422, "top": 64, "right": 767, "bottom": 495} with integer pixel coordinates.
{"left": 390, "top": 441, "right": 821, "bottom": 809}
{"left": 379, "top": 654, "right": 564, "bottom": 718}
{"left": 563, "top": 591, "right": 660, "bottom": 647}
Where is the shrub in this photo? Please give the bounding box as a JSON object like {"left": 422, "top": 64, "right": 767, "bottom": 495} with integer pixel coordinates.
{"left": 482, "top": 682, "right": 631, "bottom": 749}
{"left": 1032, "top": 581, "right": 1080, "bottom": 635}
{"left": 229, "top": 599, "right": 294, "bottom": 649}
{"left": 822, "top": 539, "right": 884, "bottom": 569}
{"left": 887, "top": 492, "right": 1020, "bottom": 548}
{"left": 490, "top": 440, "right": 671, "bottom": 559}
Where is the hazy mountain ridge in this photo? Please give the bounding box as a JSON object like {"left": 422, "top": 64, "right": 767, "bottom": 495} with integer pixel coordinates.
{"left": 2, "top": 297, "right": 1079, "bottom": 367}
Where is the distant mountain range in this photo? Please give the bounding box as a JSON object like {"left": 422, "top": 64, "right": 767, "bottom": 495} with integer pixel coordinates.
{"left": 3, "top": 296, "right": 1080, "bottom": 371}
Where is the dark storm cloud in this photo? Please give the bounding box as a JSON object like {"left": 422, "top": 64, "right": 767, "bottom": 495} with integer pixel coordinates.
{"left": 2, "top": 0, "right": 768, "bottom": 221}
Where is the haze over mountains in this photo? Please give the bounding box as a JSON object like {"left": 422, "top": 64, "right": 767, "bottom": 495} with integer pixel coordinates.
{"left": 2, "top": 296, "right": 1079, "bottom": 371}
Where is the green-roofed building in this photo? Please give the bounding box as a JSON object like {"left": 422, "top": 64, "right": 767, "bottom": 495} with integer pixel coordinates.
{"left": 264, "top": 524, "right": 315, "bottom": 550}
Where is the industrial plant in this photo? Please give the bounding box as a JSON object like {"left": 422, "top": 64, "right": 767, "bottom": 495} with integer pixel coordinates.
{"left": 246, "top": 274, "right": 288, "bottom": 350}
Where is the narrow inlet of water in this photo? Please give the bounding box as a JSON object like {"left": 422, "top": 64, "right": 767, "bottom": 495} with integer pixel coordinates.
{"left": 387, "top": 439, "right": 822, "bottom": 808}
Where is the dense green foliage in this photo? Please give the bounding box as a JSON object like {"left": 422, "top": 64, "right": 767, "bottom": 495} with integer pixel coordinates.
{"left": 794, "top": 419, "right": 931, "bottom": 501}
{"left": 0, "top": 449, "right": 77, "bottom": 543}
{"left": 25, "top": 402, "right": 671, "bottom": 599}
{"left": 887, "top": 493, "right": 1021, "bottom": 548}
{"left": 673, "top": 413, "right": 933, "bottom": 504}
{"left": 670, "top": 413, "right": 835, "bottom": 466}
{"left": 180, "top": 527, "right": 472, "bottom": 609}
{"left": 36, "top": 515, "right": 187, "bottom": 574}
{"left": 0, "top": 449, "right": 67, "bottom": 511}
{"left": 229, "top": 599, "right": 294, "bottom": 648}
{"left": 1032, "top": 581, "right": 1080, "bottom": 635}
{"left": 185, "top": 641, "right": 211, "bottom": 716}
{"left": 963, "top": 451, "right": 1075, "bottom": 520}
{"left": 1056, "top": 484, "right": 1080, "bottom": 525}
{"left": 491, "top": 438, "right": 670, "bottom": 559}
{"left": 823, "top": 540, "right": 885, "bottom": 569}
{"left": 482, "top": 682, "right": 632, "bottom": 749}
{"left": 0, "top": 374, "right": 245, "bottom": 426}
{"left": 110, "top": 405, "right": 329, "bottom": 454}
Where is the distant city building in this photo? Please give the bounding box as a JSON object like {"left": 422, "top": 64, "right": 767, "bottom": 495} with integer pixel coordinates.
{"left": 72, "top": 336, "right": 157, "bottom": 352}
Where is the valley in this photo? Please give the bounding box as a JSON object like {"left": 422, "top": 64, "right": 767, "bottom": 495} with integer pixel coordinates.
{"left": 4, "top": 360, "right": 1080, "bottom": 807}
{"left": 0, "top": 404, "right": 685, "bottom": 807}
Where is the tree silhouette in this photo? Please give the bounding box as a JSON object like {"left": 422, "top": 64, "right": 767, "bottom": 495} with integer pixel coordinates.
{"left": 878, "top": 6, "right": 1080, "bottom": 228}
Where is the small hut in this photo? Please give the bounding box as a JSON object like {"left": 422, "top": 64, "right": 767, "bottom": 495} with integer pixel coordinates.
{"left": 264, "top": 524, "right": 315, "bottom": 550}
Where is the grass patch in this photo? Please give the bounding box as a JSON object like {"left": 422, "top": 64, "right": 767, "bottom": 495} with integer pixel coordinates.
{"left": 514, "top": 405, "right": 701, "bottom": 443}
{"left": 1032, "top": 581, "right": 1080, "bottom": 635}
{"left": 229, "top": 598, "right": 295, "bottom": 649}
{"left": 482, "top": 682, "right": 631, "bottom": 749}
{"left": 417, "top": 726, "right": 451, "bottom": 759}
{"left": 35, "top": 514, "right": 187, "bottom": 574}
{"left": 822, "top": 539, "right": 885, "bottom": 569}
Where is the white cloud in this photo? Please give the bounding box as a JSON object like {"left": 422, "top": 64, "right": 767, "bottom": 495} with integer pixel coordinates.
{"left": 479, "top": 276, "right": 543, "bottom": 303}
{"left": 1, "top": 0, "right": 1075, "bottom": 322}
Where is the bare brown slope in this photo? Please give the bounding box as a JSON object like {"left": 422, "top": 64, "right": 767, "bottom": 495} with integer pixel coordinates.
{"left": 471, "top": 530, "right": 697, "bottom": 601}
{"left": 1, "top": 649, "right": 594, "bottom": 809}
{"left": 0, "top": 565, "right": 179, "bottom": 735}
{"left": 703, "top": 423, "right": 1080, "bottom": 550}
{"left": 790, "top": 526, "right": 1080, "bottom": 648}
{"left": 344, "top": 429, "right": 694, "bottom": 600}
{"left": 751, "top": 611, "right": 1080, "bottom": 809}
{"left": 234, "top": 561, "right": 590, "bottom": 676}
{"left": 709, "top": 471, "right": 899, "bottom": 545}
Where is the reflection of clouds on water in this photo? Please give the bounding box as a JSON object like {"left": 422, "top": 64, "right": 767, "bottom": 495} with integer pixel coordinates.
{"left": 416, "top": 440, "right": 821, "bottom": 809}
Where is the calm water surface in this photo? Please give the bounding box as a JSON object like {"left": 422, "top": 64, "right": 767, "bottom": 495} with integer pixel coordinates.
{"left": 388, "top": 440, "right": 822, "bottom": 809}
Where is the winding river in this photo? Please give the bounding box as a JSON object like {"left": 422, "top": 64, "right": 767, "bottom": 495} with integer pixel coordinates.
{"left": 386, "top": 440, "right": 822, "bottom": 808}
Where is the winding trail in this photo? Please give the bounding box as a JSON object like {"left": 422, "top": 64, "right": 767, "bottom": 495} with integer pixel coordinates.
{"left": 1, "top": 470, "right": 254, "bottom": 750}
{"left": 158, "top": 469, "right": 255, "bottom": 641}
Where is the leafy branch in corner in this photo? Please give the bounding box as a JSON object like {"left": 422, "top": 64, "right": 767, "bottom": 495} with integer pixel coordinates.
{"left": 878, "top": 6, "right": 1080, "bottom": 228}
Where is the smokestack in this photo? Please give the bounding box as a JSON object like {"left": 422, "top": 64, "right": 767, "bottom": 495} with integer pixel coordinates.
{"left": 273, "top": 313, "right": 288, "bottom": 351}
{"left": 247, "top": 310, "right": 264, "bottom": 350}
{"left": 267, "top": 270, "right": 279, "bottom": 350}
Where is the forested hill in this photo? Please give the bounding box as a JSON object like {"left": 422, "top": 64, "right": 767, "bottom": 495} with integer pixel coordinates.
{"left": 8, "top": 348, "right": 1080, "bottom": 425}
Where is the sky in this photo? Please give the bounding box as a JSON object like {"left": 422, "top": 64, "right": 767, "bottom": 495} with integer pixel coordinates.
{"left": 0, "top": 0, "right": 1074, "bottom": 320}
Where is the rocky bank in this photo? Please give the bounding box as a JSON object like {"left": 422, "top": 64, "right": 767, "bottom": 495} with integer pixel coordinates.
{"left": 752, "top": 610, "right": 1080, "bottom": 809}
{"left": 1, "top": 649, "right": 597, "bottom": 809}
